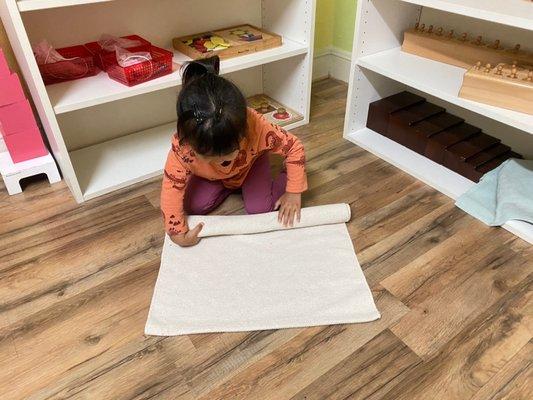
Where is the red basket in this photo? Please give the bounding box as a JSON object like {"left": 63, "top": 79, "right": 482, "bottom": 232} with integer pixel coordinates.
{"left": 106, "top": 46, "right": 173, "bottom": 86}
{"left": 38, "top": 45, "right": 98, "bottom": 85}
{"left": 84, "top": 35, "right": 151, "bottom": 71}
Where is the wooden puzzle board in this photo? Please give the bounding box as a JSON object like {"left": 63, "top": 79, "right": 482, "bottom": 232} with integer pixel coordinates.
{"left": 173, "top": 24, "right": 282, "bottom": 60}
{"left": 247, "top": 94, "right": 303, "bottom": 127}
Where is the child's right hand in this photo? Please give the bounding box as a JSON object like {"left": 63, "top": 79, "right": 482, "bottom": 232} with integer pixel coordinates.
{"left": 169, "top": 223, "right": 204, "bottom": 247}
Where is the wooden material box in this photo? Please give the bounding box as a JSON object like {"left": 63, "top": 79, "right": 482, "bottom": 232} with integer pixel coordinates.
{"left": 459, "top": 63, "right": 533, "bottom": 115}
{"left": 366, "top": 91, "right": 425, "bottom": 136}
{"left": 173, "top": 24, "right": 282, "bottom": 60}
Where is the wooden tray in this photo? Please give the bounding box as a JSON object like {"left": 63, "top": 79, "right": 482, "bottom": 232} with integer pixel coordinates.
{"left": 173, "top": 24, "right": 282, "bottom": 60}
{"left": 459, "top": 63, "right": 533, "bottom": 115}
{"left": 402, "top": 25, "right": 533, "bottom": 69}
{"left": 247, "top": 94, "right": 303, "bottom": 127}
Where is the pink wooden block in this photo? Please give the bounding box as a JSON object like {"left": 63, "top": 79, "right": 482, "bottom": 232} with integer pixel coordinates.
{"left": 3, "top": 126, "right": 48, "bottom": 163}
{"left": 0, "top": 99, "right": 37, "bottom": 136}
{"left": 0, "top": 73, "right": 26, "bottom": 107}
{"left": 0, "top": 49, "right": 10, "bottom": 77}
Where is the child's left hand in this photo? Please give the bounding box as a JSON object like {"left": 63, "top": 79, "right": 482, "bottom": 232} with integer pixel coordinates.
{"left": 275, "top": 192, "right": 302, "bottom": 227}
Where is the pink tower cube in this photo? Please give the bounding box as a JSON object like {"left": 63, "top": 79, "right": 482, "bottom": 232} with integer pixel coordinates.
{"left": 0, "top": 73, "right": 25, "bottom": 107}
{"left": 0, "top": 48, "right": 48, "bottom": 163}
{"left": 0, "top": 49, "right": 9, "bottom": 77}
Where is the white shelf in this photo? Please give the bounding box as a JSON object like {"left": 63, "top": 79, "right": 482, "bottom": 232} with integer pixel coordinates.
{"left": 346, "top": 127, "right": 474, "bottom": 199}
{"left": 70, "top": 119, "right": 307, "bottom": 200}
{"left": 357, "top": 48, "right": 533, "bottom": 135}
{"left": 400, "top": 0, "right": 533, "bottom": 30}
{"left": 48, "top": 39, "right": 308, "bottom": 114}
{"left": 346, "top": 128, "right": 533, "bottom": 244}
{"left": 17, "top": 0, "right": 113, "bottom": 11}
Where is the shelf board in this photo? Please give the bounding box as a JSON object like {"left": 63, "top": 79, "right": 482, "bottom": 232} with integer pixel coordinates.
{"left": 357, "top": 48, "right": 533, "bottom": 135}
{"left": 17, "top": 0, "right": 113, "bottom": 12}
{"left": 400, "top": 0, "right": 533, "bottom": 30}
{"left": 70, "top": 119, "right": 307, "bottom": 200}
{"left": 346, "top": 127, "right": 533, "bottom": 244}
{"left": 48, "top": 39, "right": 308, "bottom": 114}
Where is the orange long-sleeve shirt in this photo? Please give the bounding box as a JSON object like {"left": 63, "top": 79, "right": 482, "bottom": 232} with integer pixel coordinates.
{"left": 161, "top": 108, "right": 307, "bottom": 235}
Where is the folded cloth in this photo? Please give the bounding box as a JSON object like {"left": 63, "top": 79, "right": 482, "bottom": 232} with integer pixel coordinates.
{"left": 456, "top": 159, "right": 533, "bottom": 226}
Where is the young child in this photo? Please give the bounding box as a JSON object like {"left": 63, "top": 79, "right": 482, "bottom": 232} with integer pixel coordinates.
{"left": 161, "top": 56, "right": 307, "bottom": 247}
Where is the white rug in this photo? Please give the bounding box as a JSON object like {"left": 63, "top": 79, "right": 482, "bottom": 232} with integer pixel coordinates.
{"left": 145, "top": 204, "right": 380, "bottom": 336}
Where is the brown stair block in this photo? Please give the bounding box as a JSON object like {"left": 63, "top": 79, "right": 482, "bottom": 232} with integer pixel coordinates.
{"left": 367, "top": 91, "right": 426, "bottom": 136}
{"left": 442, "top": 133, "right": 501, "bottom": 175}
{"left": 407, "top": 113, "right": 464, "bottom": 154}
{"left": 466, "top": 143, "right": 511, "bottom": 168}
{"left": 424, "top": 123, "right": 481, "bottom": 163}
{"left": 388, "top": 102, "right": 445, "bottom": 147}
{"left": 471, "top": 151, "right": 523, "bottom": 182}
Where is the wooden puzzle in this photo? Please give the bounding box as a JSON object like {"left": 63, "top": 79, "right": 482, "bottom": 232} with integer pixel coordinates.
{"left": 402, "top": 23, "right": 533, "bottom": 69}
{"left": 247, "top": 94, "right": 303, "bottom": 127}
{"left": 459, "top": 62, "right": 533, "bottom": 115}
{"left": 173, "top": 25, "right": 282, "bottom": 60}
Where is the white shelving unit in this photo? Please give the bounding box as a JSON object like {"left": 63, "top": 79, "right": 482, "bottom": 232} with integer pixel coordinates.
{"left": 344, "top": 0, "right": 533, "bottom": 244}
{"left": 0, "top": 0, "right": 316, "bottom": 202}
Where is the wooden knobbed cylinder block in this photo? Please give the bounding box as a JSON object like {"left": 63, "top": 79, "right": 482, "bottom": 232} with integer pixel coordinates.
{"left": 459, "top": 62, "right": 533, "bottom": 115}
{"left": 402, "top": 26, "right": 533, "bottom": 69}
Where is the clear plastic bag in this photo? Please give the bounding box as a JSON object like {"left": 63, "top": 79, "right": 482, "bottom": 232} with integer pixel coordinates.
{"left": 33, "top": 39, "right": 67, "bottom": 65}
{"left": 115, "top": 47, "right": 152, "bottom": 68}
{"left": 97, "top": 34, "right": 142, "bottom": 52}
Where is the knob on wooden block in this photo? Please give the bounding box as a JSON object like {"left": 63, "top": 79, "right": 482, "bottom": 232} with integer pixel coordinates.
{"left": 447, "top": 29, "right": 454, "bottom": 39}
{"left": 460, "top": 32, "right": 468, "bottom": 42}
{"left": 509, "top": 67, "right": 518, "bottom": 79}
{"left": 474, "top": 35, "right": 482, "bottom": 45}
{"left": 436, "top": 27, "right": 443, "bottom": 36}
{"left": 484, "top": 63, "right": 492, "bottom": 73}
{"left": 474, "top": 61, "right": 482, "bottom": 70}
{"left": 495, "top": 65, "right": 503, "bottom": 76}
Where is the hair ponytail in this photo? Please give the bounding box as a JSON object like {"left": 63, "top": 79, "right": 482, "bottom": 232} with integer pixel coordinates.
{"left": 176, "top": 55, "right": 247, "bottom": 156}
{"left": 181, "top": 55, "right": 220, "bottom": 86}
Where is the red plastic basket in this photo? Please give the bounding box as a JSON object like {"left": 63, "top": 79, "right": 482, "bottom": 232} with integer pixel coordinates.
{"left": 38, "top": 45, "right": 98, "bottom": 85}
{"left": 106, "top": 46, "right": 173, "bottom": 86}
{"left": 84, "top": 35, "right": 151, "bottom": 71}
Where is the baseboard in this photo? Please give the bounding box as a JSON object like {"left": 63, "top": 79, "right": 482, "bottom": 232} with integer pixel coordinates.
{"left": 312, "top": 46, "right": 352, "bottom": 83}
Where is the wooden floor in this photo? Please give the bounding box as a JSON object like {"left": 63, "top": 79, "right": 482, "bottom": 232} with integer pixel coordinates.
{"left": 0, "top": 79, "right": 531, "bottom": 400}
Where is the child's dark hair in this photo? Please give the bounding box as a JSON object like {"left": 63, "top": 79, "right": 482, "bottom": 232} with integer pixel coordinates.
{"left": 176, "top": 56, "right": 247, "bottom": 156}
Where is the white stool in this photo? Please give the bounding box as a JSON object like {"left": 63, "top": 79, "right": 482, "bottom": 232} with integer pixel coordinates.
{"left": 0, "top": 151, "right": 61, "bottom": 195}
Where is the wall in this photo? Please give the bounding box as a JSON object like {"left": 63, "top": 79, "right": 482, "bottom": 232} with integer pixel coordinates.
{"left": 314, "top": 0, "right": 356, "bottom": 82}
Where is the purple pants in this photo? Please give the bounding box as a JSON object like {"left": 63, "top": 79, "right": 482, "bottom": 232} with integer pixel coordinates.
{"left": 184, "top": 153, "right": 287, "bottom": 215}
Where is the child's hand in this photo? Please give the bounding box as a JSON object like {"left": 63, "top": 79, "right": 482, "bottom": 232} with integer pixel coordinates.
{"left": 169, "top": 223, "right": 204, "bottom": 247}
{"left": 275, "top": 192, "right": 302, "bottom": 227}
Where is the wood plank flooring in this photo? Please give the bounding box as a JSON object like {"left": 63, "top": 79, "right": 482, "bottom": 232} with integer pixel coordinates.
{"left": 0, "top": 79, "right": 531, "bottom": 400}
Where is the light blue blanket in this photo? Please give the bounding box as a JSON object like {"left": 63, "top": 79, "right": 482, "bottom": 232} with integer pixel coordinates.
{"left": 456, "top": 159, "right": 533, "bottom": 226}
